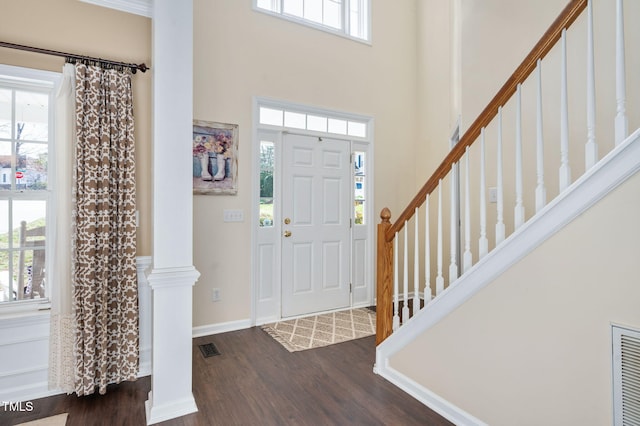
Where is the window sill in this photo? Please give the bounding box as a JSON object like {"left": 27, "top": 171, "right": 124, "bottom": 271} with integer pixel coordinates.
{"left": 0, "top": 301, "right": 51, "bottom": 323}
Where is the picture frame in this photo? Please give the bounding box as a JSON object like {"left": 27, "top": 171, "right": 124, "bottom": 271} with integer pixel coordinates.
{"left": 192, "top": 120, "right": 239, "bottom": 195}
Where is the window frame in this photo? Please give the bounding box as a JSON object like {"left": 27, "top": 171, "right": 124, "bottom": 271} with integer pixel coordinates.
{"left": 0, "top": 64, "right": 60, "bottom": 313}
{"left": 253, "top": 0, "right": 372, "bottom": 44}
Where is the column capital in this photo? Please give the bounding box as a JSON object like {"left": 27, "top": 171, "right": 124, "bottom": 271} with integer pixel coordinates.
{"left": 145, "top": 266, "right": 200, "bottom": 290}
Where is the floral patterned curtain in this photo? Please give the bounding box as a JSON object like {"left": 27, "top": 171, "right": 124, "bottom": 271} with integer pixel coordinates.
{"left": 72, "top": 62, "right": 138, "bottom": 396}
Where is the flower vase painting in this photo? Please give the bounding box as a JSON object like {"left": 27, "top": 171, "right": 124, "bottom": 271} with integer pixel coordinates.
{"left": 193, "top": 120, "right": 239, "bottom": 195}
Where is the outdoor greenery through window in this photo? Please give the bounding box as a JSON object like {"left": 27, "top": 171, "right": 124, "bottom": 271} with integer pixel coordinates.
{"left": 260, "top": 141, "right": 275, "bottom": 227}
{"left": 0, "top": 66, "right": 55, "bottom": 303}
{"left": 255, "top": 0, "right": 370, "bottom": 42}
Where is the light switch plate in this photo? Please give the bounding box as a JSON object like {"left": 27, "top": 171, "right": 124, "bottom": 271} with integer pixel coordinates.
{"left": 223, "top": 209, "right": 244, "bottom": 222}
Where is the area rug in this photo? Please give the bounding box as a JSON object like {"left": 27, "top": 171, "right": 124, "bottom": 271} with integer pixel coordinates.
{"left": 17, "top": 413, "right": 68, "bottom": 426}
{"left": 261, "top": 308, "right": 376, "bottom": 352}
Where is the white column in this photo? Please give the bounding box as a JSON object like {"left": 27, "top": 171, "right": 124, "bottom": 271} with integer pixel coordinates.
{"left": 514, "top": 84, "right": 525, "bottom": 229}
{"left": 392, "top": 235, "right": 400, "bottom": 331}
{"left": 463, "top": 147, "right": 472, "bottom": 272}
{"left": 535, "top": 59, "right": 547, "bottom": 213}
{"left": 402, "top": 223, "right": 410, "bottom": 324}
{"left": 559, "top": 29, "right": 571, "bottom": 192}
{"left": 435, "top": 180, "right": 444, "bottom": 295}
{"left": 495, "top": 107, "right": 505, "bottom": 245}
{"left": 413, "top": 208, "right": 420, "bottom": 315}
{"left": 479, "top": 129, "right": 488, "bottom": 259}
{"left": 449, "top": 165, "right": 458, "bottom": 283}
{"left": 615, "top": 0, "right": 628, "bottom": 145}
{"left": 424, "top": 195, "right": 431, "bottom": 302}
{"left": 145, "top": 1, "right": 199, "bottom": 424}
{"left": 585, "top": 0, "right": 598, "bottom": 169}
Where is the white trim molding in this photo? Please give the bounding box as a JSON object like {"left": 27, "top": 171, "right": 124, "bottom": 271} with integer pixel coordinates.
{"left": 375, "top": 365, "right": 487, "bottom": 426}
{"left": 79, "top": 0, "right": 152, "bottom": 17}
{"left": 192, "top": 319, "right": 252, "bottom": 338}
{"left": 376, "top": 129, "right": 640, "bottom": 425}
{"left": 137, "top": 256, "right": 152, "bottom": 377}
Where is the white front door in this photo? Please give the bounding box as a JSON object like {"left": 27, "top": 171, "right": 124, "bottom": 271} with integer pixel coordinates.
{"left": 281, "top": 134, "right": 351, "bottom": 317}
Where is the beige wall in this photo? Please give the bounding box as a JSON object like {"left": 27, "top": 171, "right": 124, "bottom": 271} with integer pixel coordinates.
{"left": 0, "top": 0, "right": 153, "bottom": 255}
{"left": 390, "top": 169, "right": 640, "bottom": 425}
{"left": 192, "top": 0, "right": 420, "bottom": 326}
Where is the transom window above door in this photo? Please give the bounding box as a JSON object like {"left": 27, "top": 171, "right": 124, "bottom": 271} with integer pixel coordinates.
{"left": 254, "top": 0, "right": 370, "bottom": 43}
{"left": 259, "top": 106, "right": 367, "bottom": 138}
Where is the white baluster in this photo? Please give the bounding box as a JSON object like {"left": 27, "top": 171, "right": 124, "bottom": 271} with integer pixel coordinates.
{"left": 479, "top": 129, "right": 489, "bottom": 259}
{"left": 436, "top": 180, "right": 444, "bottom": 295}
{"left": 424, "top": 194, "right": 432, "bottom": 303}
{"left": 496, "top": 107, "right": 505, "bottom": 245}
{"left": 514, "top": 84, "right": 525, "bottom": 229}
{"left": 449, "top": 165, "right": 458, "bottom": 283}
{"left": 559, "top": 28, "right": 571, "bottom": 192}
{"left": 535, "top": 59, "right": 547, "bottom": 212}
{"left": 402, "top": 222, "right": 409, "bottom": 324}
{"left": 413, "top": 208, "right": 420, "bottom": 315}
{"left": 463, "top": 147, "right": 472, "bottom": 273}
{"left": 392, "top": 234, "right": 399, "bottom": 331}
{"left": 585, "top": 0, "right": 598, "bottom": 169}
{"left": 615, "top": 0, "right": 628, "bottom": 145}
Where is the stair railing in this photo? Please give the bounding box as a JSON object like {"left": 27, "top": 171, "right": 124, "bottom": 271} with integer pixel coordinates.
{"left": 376, "top": 0, "right": 634, "bottom": 344}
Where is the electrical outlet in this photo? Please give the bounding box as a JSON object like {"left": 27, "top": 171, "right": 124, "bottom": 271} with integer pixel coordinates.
{"left": 212, "top": 288, "right": 221, "bottom": 302}
{"left": 223, "top": 209, "right": 244, "bottom": 222}
{"left": 489, "top": 187, "right": 498, "bottom": 203}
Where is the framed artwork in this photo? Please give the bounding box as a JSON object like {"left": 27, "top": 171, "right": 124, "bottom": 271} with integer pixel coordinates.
{"left": 192, "top": 120, "right": 238, "bottom": 195}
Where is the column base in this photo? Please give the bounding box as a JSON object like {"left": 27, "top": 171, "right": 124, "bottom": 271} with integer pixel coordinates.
{"left": 145, "top": 391, "right": 198, "bottom": 425}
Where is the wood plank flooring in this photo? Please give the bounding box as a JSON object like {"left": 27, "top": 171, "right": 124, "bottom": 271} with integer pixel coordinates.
{"left": 3, "top": 327, "right": 452, "bottom": 426}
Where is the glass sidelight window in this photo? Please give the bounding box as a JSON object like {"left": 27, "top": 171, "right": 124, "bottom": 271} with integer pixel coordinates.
{"left": 259, "top": 140, "right": 275, "bottom": 227}
{"left": 353, "top": 151, "right": 365, "bottom": 225}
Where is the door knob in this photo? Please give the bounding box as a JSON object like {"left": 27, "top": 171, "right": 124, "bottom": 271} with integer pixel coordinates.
{"left": 284, "top": 230, "right": 292, "bottom": 237}
{"left": 284, "top": 218, "right": 291, "bottom": 224}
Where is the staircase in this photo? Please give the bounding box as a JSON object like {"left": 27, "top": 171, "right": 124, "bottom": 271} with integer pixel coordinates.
{"left": 373, "top": 1, "right": 640, "bottom": 424}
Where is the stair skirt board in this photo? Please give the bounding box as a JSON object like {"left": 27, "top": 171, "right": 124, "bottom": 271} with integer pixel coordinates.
{"left": 375, "top": 130, "right": 640, "bottom": 420}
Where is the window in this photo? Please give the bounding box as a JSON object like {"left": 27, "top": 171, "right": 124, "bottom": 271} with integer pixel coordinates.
{"left": 353, "top": 151, "right": 365, "bottom": 224}
{"left": 0, "top": 65, "right": 58, "bottom": 305}
{"left": 259, "top": 105, "right": 368, "bottom": 139}
{"left": 254, "top": 0, "right": 370, "bottom": 42}
{"left": 259, "top": 140, "right": 275, "bottom": 227}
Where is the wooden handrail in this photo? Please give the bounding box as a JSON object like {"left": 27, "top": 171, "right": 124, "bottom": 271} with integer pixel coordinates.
{"left": 385, "top": 0, "right": 587, "bottom": 241}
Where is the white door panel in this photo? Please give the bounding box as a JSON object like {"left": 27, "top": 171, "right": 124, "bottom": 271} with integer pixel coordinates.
{"left": 282, "top": 134, "right": 351, "bottom": 317}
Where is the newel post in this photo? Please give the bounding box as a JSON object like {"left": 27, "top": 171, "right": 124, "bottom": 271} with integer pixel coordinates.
{"left": 376, "top": 208, "right": 393, "bottom": 345}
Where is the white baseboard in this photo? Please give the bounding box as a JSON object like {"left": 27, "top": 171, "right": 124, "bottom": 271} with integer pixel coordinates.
{"left": 145, "top": 391, "right": 198, "bottom": 425}
{"left": 192, "top": 319, "right": 252, "bottom": 338}
{"left": 138, "top": 345, "right": 151, "bottom": 377}
{"left": 376, "top": 363, "right": 486, "bottom": 426}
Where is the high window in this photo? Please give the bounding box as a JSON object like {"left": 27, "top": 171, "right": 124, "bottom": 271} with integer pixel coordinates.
{"left": 259, "top": 105, "right": 367, "bottom": 138}
{"left": 0, "top": 65, "right": 58, "bottom": 305}
{"left": 254, "top": 0, "right": 370, "bottom": 42}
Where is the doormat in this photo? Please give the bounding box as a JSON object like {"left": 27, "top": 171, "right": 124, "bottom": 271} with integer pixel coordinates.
{"left": 198, "top": 342, "right": 221, "bottom": 358}
{"left": 261, "top": 308, "right": 376, "bottom": 352}
{"left": 17, "top": 413, "right": 68, "bottom": 426}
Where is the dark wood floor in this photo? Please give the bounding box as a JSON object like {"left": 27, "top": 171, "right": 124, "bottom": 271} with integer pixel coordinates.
{"left": 4, "top": 327, "right": 452, "bottom": 426}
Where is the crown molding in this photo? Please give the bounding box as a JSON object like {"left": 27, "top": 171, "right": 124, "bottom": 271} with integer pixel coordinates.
{"left": 79, "top": 0, "right": 152, "bottom": 18}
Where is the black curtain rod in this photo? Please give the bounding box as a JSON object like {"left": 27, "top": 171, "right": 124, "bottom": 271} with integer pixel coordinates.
{"left": 0, "top": 40, "right": 149, "bottom": 73}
